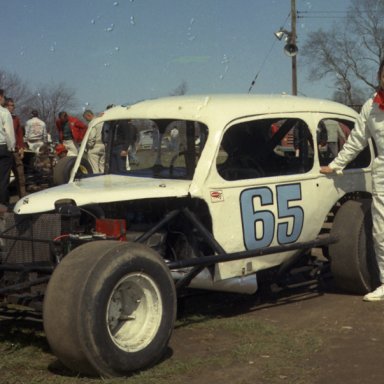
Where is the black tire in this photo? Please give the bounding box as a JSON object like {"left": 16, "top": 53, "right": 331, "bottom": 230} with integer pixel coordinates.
{"left": 43, "top": 241, "right": 176, "bottom": 377}
{"left": 329, "top": 199, "right": 380, "bottom": 294}
{"left": 53, "top": 156, "right": 93, "bottom": 185}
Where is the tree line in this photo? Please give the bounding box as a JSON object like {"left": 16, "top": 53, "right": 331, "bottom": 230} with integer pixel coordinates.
{"left": 0, "top": 69, "right": 77, "bottom": 138}
{"left": 301, "top": 0, "right": 384, "bottom": 106}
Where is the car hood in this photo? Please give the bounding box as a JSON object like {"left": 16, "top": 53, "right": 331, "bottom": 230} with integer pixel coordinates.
{"left": 14, "top": 175, "right": 191, "bottom": 215}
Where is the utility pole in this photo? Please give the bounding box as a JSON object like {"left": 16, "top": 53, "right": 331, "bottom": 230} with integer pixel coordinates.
{"left": 291, "top": 0, "right": 297, "bottom": 95}
{"left": 273, "top": 0, "right": 298, "bottom": 95}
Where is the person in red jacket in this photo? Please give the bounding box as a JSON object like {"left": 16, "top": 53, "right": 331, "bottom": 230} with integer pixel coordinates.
{"left": 5, "top": 98, "right": 26, "bottom": 197}
{"left": 56, "top": 111, "right": 87, "bottom": 156}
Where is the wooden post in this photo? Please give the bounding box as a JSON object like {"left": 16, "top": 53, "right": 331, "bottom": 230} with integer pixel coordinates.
{"left": 291, "top": 0, "right": 298, "bottom": 95}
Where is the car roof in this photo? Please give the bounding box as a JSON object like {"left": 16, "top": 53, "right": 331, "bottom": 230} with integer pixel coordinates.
{"left": 99, "top": 94, "right": 358, "bottom": 127}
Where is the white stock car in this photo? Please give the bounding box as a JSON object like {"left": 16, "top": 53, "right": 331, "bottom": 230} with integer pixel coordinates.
{"left": 2, "top": 94, "right": 378, "bottom": 377}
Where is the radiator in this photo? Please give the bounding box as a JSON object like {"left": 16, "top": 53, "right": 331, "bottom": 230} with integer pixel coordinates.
{"left": 0, "top": 213, "right": 61, "bottom": 265}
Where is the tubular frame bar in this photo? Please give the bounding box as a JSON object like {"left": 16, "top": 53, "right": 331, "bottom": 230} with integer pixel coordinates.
{"left": 0, "top": 276, "right": 50, "bottom": 295}
{"left": 167, "top": 235, "right": 338, "bottom": 270}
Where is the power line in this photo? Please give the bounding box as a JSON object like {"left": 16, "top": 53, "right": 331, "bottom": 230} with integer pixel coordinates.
{"left": 247, "top": 38, "right": 278, "bottom": 93}
{"left": 298, "top": 10, "right": 347, "bottom": 14}
{"left": 298, "top": 9, "right": 380, "bottom": 13}
{"left": 247, "top": 13, "right": 290, "bottom": 93}
{"left": 298, "top": 16, "right": 347, "bottom": 19}
{"left": 297, "top": 10, "right": 347, "bottom": 19}
{"left": 297, "top": 9, "right": 381, "bottom": 18}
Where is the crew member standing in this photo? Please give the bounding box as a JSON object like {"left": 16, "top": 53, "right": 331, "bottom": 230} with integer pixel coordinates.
{"left": 5, "top": 98, "right": 26, "bottom": 197}
{"left": 0, "top": 90, "right": 16, "bottom": 205}
{"left": 83, "top": 109, "right": 105, "bottom": 173}
{"left": 24, "top": 110, "right": 47, "bottom": 154}
{"left": 321, "top": 59, "right": 384, "bottom": 301}
{"left": 56, "top": 111, "right": 87, "bottom": 156}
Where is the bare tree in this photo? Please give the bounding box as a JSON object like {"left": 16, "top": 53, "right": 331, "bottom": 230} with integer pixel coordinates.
{"left": 29, "top": 82, "right": 77, "bottom": 139}
{"left": 301, "top": 0, "right": 384, "bottom": 105}
{"left": 170, "top": 80, "right": 188, "bottom": 96}
{"left": 0, "top": 69, "right": 78, "bottom": 138}
{"left": 0, "top": 69, "right": 33, "bottom": 119}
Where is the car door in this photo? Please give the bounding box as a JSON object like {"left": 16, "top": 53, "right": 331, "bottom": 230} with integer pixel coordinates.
{"left": 204, "top": 114, "right": 327, "bottom": 279}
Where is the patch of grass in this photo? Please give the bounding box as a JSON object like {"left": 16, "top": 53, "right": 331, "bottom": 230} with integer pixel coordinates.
{"left": 125, "top": 356, "right": 225, "bottom": 384}
{"left": 174, "top": 314, "right": 323, "bottom": 384}
{"left": 0, "top": 307, "right": 324, "bottom": 384}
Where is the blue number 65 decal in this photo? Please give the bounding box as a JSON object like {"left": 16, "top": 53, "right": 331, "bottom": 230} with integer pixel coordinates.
{"left": 240, "top": 184, "right": 304, "bottom": 250}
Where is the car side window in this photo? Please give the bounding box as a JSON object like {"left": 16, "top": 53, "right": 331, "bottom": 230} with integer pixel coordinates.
{"left": 317, "top": 118, "right": 371, "bottom": 168}
{"left": 216, "top": 118, "right": 314, "bottom": 181}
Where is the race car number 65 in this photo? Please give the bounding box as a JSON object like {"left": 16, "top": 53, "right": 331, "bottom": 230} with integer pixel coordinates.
{"left": 240, "top": 184, "right": 304, "bottom": 249}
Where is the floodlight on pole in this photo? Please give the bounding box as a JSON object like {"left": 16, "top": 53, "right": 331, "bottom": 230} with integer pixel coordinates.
{"left": 274, "top": 29, "right": 287, "bottom": 41}
{"left": 273, "top": 0, "right": 298, "bottom": 95}
{"left": 274, "top": 29, "right": 298, "bottom": 57}
{"left": 284, "top": 43, "right": 298, "bottom": 57}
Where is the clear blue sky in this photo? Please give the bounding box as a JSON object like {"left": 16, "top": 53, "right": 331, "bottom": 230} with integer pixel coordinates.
{"left": 2, "top": 0, "right": 351, "bottom": 113}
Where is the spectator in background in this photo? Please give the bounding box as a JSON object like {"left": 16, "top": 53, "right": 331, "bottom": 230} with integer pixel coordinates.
{"left": 127, "top": 122, "right": 139, "bottom": 166}
{"left": 5, "top": 98, "right": 26, "bottom": 197}
{"left": 322, "top": 119, "right": 346, "bottom": 159}
{"left": 56, "top": 111, "right": 87, "bottom": 156}
{"left": 24, "top": 110, "right": 47, "bottom": 154}
{"left": 0, "top": 89, "right": 16, "bottom": 205}
{"left": 152, "top": 125, "right": 160, "bottom": 151}
{"left": 338, "top": 122, "right": 351, "bottom": 147}
{"left": 169, "top": 126, "right": 180, "bottom": 153}
{"left": 111, "top": 120, "right": 134, "bottom": 172}
{"left": 83, "top": 109, "right": 105, "bottom": 173}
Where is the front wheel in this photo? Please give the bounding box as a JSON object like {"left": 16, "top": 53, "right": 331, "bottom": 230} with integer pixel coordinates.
{"left": 43, "top": 241, "right": 177, "bottom": 377}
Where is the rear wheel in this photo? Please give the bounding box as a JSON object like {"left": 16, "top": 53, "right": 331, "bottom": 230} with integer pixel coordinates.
{"left": 53, "top": 156, "right": 93, "bottom": 185}
{"left": 43, "top": 241, "right": 176, "bottom": 377}
{"left": 329, "top": 199, "right": 380, "bottom": 294}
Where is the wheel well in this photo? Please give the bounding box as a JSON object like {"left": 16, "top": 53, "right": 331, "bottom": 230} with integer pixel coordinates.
{"left": 332, "top": 191, "right": 372, "bottom": 216}
{"left": 320, "top": 191, "right": 372, "bottom": 255}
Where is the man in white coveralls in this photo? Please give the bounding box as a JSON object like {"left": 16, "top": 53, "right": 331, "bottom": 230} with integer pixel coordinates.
{"left": 321, "top": 59, "right": 384, "bottom": 301}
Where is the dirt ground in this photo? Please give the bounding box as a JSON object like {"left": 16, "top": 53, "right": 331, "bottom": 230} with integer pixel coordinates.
{"left": 1, "top": 252, "right": 384, "bottom": 384}
{"left": 1, "top": 272, "right": 384, "bottom": 384}
{"left": 169, "top": 274, "right": 384, "bottom": 384}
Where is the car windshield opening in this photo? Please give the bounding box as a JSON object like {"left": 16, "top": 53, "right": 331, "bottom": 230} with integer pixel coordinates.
{"left": 83, "top": 118, "right": 208, "bottom": 180}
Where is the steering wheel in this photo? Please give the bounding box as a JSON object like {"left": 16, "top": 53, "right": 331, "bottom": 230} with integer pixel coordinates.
{"left": 219, "top": 155, "right": 265, "bottom": 180}
{"left": 240, "top": 156, "right": 265, "bottom": 177}
{"left": 169, "top": 151, "right": 200, "bottom": 177}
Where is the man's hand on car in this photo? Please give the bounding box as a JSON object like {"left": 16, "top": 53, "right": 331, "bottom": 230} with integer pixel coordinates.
{"left": 320, "top": 166, "right": 335, "bottom": 174}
